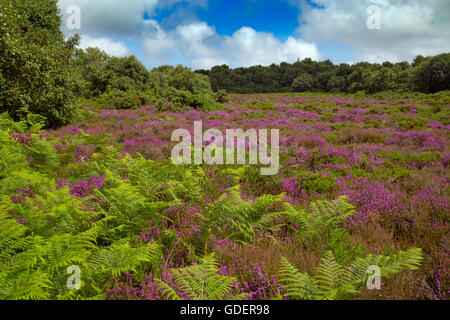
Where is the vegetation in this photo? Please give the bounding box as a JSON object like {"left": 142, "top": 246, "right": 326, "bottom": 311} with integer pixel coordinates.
{"left": 0, "top": 0, "right": 448, "bottom": 302}
{"left": 0, "top": 0, "right": 84, "bottom": 127}
{"left": 197, "top": 54, "right": 450, "bottom": 94}
{"left": 1, "top": 88, "right": 448, "bottom": 300}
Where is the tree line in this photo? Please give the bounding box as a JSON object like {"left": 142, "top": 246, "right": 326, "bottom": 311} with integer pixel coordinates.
{"left": 195, "top": 54, "right": 449, "bottom": 94}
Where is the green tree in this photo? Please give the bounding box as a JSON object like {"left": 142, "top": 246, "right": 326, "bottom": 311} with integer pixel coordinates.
{"left": 209, "top": 65, "right": 234, "bottom": 92}
{"left": 327, "top": 75, "right": 346, "bottom": 92}
{"left": 413, "top": 53, "right": 450, "bottom": 93}
{"left": 150, "top": 65, "right": 211, "bottom": 93}
{"left": 292, "top": 73, "right": 314, "bottom": 92}
{"left": 0, "top": 0, "right": 84, "bottom": 127}
{"left": 89, "top": 56, "right": 152, "bottom": 96}
{"left": 72, "top": 47, "right": 110, "bottom": 97}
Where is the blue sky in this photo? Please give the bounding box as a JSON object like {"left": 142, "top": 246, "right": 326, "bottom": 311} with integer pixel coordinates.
{"left": 58, "top": 0, "right": 450, "bottom": 70}
{"left": 186, "top": 0, "right": 300, "bottom": 40}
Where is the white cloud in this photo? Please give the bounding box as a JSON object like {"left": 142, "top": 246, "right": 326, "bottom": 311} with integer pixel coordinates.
{"left": 58, "top": 0, "right": 159, "bottom": 35}
{"left": 294, "top": 0, "right": 450, "bottom": 63}
{"left": 57, "top": 1, "right": 321, "bottom": 68}
{"left": 222, "top": 27, "right": 321, "bottom": 67}
{"left": 79, "top": 35, "right": 131, "bottom": 57}
{"left": 58, "top": 0, "right": 449, "bottom": 67}
{"left": 57, "top": 0, "right": 205, "bottom": 36}
{"left": 142, "top": 21, "right": 321, "bottom": 69}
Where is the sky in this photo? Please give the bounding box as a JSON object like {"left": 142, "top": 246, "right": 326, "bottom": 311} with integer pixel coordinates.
{"left": 57, "top": 0, "right": 450, "bottom": 70}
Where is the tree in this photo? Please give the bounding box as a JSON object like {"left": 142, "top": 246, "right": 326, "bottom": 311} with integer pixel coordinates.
{"left": 412, "top": 55, "right": 426, "bottom": 67}
{"left": 413, "top": 53, "right": 450, "bottom": 93}
{"left": 0, "top": 0, "right": 84, "bottom": 127}
{"left": 292, "top": 73, "right": 314, "bottom": 92}
{"left": 89, "top": 56, "right": 152, "bottom": 96}
{"left": 72, "top": 47, "right": 110, "bottom": 97}
{"left": 149, "top": 65, "right": 212, "bottom": 93}
{"left": 327, "top": 75, "right": 346, "bottom": 92}
{"left": 209, "top": 65, "right": 234, "bottom": 92}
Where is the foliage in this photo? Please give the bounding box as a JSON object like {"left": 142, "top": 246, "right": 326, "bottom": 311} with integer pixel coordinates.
{"left": 214, "top": 90, "right": 230, "bottom": 103}
{"left": 87, "top": 56, "right": 153, "bottom": 96}
{"left": 0, "top": 0, "right": 84, "bottom": 127}
{"left": 150, "top": 65, "right": 212, "bottom": 93}
{"left": 413, "top": 53, "right": 450, "bottom": 93}
{"left": 279, "top": 248, "right": 423, "bottom": 300}
{"left": 0, "top": 89, "right": 445, "bottom": 300}
{"left": 157, "top": 255, "right": 248, "bottom": 300}
{"left": 292, "top": 73, "right": 314, "bottom": 92}
{"left": 95, "top": 89, "right": 153, "bottom": 110}
{"left": 199, "top": 53, "right": 450, "bottom": 94}
{"left": 283, "top": 196, "right": 364, "bottom": 264}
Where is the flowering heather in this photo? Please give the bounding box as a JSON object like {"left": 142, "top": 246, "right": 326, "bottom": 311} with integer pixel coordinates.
{"left": 121, "top": 135, "right": 169, "bottom": 155}
{"left": 3, "top": 92, "right": 448, "bottom": 301}
{"left": 338, "top": 178, "right": 408, "bottom": 227}
{"left": 389, "top": 131, "right": 447, "bottom": 152}
{"left": 69, "top": 175, "right": 105, "bottom": 198}
{"left": 11, "top": 132, "right": 32, "bottom": 146}
{"left": 11, "top": 185, "right": 35, "bottom": 203}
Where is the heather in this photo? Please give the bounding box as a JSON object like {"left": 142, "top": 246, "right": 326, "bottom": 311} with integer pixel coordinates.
{"left": 0, "top": 90, "right": 448, "bottom": 300}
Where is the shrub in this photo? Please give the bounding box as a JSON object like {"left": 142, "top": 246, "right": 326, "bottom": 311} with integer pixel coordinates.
{"left": 213, "top": 90, "right": 230, "bottom": 103}
{"left": 392, "top": 116, "right": 428, "bottom": 130}
{"left": 95, "top": 89, "right": 152, "bottom": 109}
{"left": 149, "top": 65, "right": 212, "bottom": 93}
{"left": 0, "top": 0, "right": 84, "bottom": 127}
{"left": 88, "top": 56, "right": 153, "bottom": 96}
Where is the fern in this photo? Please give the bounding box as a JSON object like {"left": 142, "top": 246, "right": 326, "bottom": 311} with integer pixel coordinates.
{"left": 0, "top": 211, "right": 35, "bottom": 260}
{"left": 89, "top": 240, "right": 160, "bottom": 278}
{"left": 206, "top": 185, "right": 285, "bottom": 244}
{"left": 283, "top": 196, "right": 364, "bottom": 264}
{"left": 279, "top": 257, "right": 319, "bottom": 300}
{"left": 158, "top": 254, "right": 248, "bottom": 300}
{"left": 279, "top": 248, "right": 424, "bottom": 300}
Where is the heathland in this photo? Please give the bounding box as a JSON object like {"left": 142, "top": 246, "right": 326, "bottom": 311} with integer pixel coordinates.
{"left": 0, "top": 0, "right": 448, "bottom": 300}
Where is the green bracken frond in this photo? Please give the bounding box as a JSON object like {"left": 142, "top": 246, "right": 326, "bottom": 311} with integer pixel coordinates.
{"left": 279, "top": 257, "right": 319, "bottom": 300}
{"left": 158, "top": 254, "right": 248, "bottom": 300}
{"left": 279, "top": 247, "right": 424, "bottom": 300}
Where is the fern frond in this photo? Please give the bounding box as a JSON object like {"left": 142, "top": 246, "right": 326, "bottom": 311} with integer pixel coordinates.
{"left": 158, "top": 254, "right": 245, "bottom": 300}
{"left": 278, "top": 257, "right": 319, "bottom": 300}
{"left": 89, "top": 240, "right": 159, "bottom": 278}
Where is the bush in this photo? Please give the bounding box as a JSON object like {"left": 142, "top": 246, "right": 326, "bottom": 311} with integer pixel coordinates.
{"left": 213, "top": 90, "right": 230, "bottom": 103}
{"left": 297, "top": 173, "right": 338, "bottom": 195}
{"left": 149, "top": 65, "right": 212, "bottom": 93}
{"left": 154, "top": 87, "right": 223, "bottom": 112}
{"left": 0, "top": 0, "right": 84, "bottom": 127}
{"left": 95, "top": 89, "right": 152, "bottom": 109}
{"left": 88, "top": 56, "right": 153, "bottom": 96}
{"left": 393, "top": 116, "right": 428, "bottom": 130}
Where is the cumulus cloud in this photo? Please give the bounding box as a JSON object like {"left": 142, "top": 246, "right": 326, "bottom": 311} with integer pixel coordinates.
{"left": 57, "top": 0, "right": 321, "bottom": 68}
{"left": 79, "top": 35, "right": 131, "bottom": 57}
{"left": 221, "top": 27, "right": 321, "bottom": 67}
{"left": 294, "top": 0, "right": 450, "bottom": 63}
{"left": 58, "top": 0, "right": 159, "bottom": 36}
{"left": 57, "top": 0, "right": 205, "bottom": 36}
{"left": 142, "top": 21, "right": 321, "bottom": 69}
{"left": 142, "top": 20, "right": 226, "bottom": 68}
{"left": 57, "top": 0, "right": 449, "bottom": 67}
